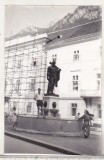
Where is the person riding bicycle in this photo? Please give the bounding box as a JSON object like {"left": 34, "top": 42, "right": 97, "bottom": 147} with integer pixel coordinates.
{"left": 78, "top": 109, "right": 92, "bottom": 131}
{"left": 85, "top": 110, "right": 94, "bottom": 126}
{"left": 78, "top": 110, "right": 94, "bottom": 138}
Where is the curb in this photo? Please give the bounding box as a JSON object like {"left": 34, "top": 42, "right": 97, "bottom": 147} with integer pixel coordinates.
{"left": 15, "top": 127, "right": 101, "bottom": 137}
{"left": 5, "top": 131, "right": 82, "bottom": 155}
{"left": 16, "top": 127, "right": 82, "bottom": 137}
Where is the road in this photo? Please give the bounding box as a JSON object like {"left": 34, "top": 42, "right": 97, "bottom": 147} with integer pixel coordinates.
{"left": 5, "top": 135, "right": 62, "bottom": 154}
{"left": 5, "top": 124, "right": 102, "bottom": 155}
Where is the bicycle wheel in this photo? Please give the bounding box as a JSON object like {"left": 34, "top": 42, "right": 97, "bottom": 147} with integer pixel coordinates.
{"left": 83, "top": 125, "right": 90, "bottom": 138}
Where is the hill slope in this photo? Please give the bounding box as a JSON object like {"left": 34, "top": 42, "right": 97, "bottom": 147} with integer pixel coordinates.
{"left": 48, "top": 6, "right": 102, "bottom": 33}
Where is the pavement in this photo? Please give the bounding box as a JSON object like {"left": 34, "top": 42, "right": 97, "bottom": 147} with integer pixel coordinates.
{"left": 5, "top": 124, "right": 102, "bottom": 155}
{"left": 5, "top": 135, "right": 62, "bottom": 154}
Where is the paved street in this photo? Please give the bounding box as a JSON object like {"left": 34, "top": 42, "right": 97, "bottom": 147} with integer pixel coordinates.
{"left": 5, "top": 135, "right": 61, "bottom": 154}
{"left": 5, "top": 124, "right": 102, "bottom": 155}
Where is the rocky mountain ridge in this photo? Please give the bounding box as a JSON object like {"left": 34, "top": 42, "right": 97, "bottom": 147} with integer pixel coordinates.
{"left": 48, "top": 6, "right": 101, "bottom": 32}
{"left": 6, "top": 6, "right": 102, "bottom": 40}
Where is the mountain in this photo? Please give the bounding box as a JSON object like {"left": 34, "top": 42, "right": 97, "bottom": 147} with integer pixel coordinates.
{"left": 6, "top": 26, "right": 47, "bottom": 40}
{"left": 48, "top": 6, "right": 102, "bottom": 33}
{"left": 16, "top": 26, "right": 47, "bottom": 36}
{"left": 6, "top": 6, "right": 102, "bottom": 40}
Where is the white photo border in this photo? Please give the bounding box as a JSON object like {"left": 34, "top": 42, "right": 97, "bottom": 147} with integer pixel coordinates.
{"left": 0, "top": 0, "right": 103, "bottom": 157}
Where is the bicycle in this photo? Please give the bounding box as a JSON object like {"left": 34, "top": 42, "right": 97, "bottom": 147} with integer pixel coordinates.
{"left": 82, "top": 122, "right": 90, "bottom": 138}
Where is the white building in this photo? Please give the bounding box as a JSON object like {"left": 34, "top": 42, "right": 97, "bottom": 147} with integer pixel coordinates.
{"left": 5, "top": 19, "right": 102, "bottom": 123}
{"left": 5, "top": 34, "right": 48, "bottom": 115}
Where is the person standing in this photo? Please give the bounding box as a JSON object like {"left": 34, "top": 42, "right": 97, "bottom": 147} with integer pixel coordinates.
{"left": 34, "top": 88, "right": 44, "bottom": 117}
{"left": 75, "top": 113, "right": 80, "bottom": 119}
{"left": 12, "top": 106, "right": 17, "bottom": 130}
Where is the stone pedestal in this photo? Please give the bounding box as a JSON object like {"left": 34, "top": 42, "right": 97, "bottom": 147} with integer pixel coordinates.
{"left": 43, "top": 96, "right": 59, "bottom": 117}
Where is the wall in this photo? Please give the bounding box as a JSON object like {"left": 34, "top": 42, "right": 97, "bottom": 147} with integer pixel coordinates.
{"left": 47, "top": 38, "right": 101, "bottom": 96}
{"left": 5, "top": 35, "right": 102, "bottom": 121}
{"left": 5, "top": 35, "right": 47, "bottom": 115}
{"left": 46, "top": 38, "right": 101, "bottom": 120}
{"left": 17, "top": 115, "right": 83, "bottom": 133}
{"left": 59, "top": 98, "right": 86, "bottom": 119}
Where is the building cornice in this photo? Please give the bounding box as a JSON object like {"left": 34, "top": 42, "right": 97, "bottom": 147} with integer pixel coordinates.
{"left": 5, "top": 32, "right": 101, "bottom": 53}
{"left": 45, "top": 32, "right": 101, "bottom": 51}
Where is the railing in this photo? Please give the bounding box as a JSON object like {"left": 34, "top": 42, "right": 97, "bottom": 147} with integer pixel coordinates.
{"left": 80, "top": 90, "right": 101, "bottom": 98}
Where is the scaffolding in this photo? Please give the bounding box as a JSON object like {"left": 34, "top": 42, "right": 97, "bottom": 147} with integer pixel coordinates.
{"left": 5, "top": 35, "right": 48, "bottom": 115}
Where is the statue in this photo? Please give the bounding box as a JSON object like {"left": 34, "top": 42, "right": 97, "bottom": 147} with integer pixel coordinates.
{"left": 47, "top": 61, "right": 61, "bottom": 95}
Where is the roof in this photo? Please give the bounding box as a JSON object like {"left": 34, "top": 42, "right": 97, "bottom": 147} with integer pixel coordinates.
{"left": 5, "top": 19, "right": 102, "bottom": 51}
{"left": 46, "top": 19, "right": 102, "bottom": 50}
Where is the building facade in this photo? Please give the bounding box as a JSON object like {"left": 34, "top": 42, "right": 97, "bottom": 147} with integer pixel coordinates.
{"left": 46, "top": 33, "right": 101, "bottom": 123}
{"left": 5, "top": 20, "right": 102, "bottom": 123}
{"left": 5, "top": 34, "right": 48, "bottom": 115}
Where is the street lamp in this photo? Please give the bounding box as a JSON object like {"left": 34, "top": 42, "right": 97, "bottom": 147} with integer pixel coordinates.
{"left": 46, "top": 35, "right": 62, "bottom": 44}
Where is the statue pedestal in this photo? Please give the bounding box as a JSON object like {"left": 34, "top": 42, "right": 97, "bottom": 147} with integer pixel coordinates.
{"left": 43, "top": 95, "right": 60, "bottom": 117}
{"left": 44, "top": 93, "right": 59, "bottom": 97}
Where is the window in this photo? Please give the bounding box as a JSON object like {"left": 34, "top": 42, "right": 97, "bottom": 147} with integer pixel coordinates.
{"left": 27, "top": 102, "right": 32, "bottom": 113}
{"left": 97, "top": 104, "right": 101, "bottom": 118}
{"left": 13, "top": 101, "right": 17, "bottom": 109}
{"left": 97, "top": 81, "right": 100, "bottom": 90}
{"left": 16, "top": 79, "right": 20, "bottom": 92}
{"left": 30, "top": 79, "right": 35, "bottom": 91}
{"left": 97, "top": 73, "right": 101, "bottom": 79}
{"left": 71, "top": 103, "right": 77, "bottom": 116}
{"left": 99, "top": 46, "right": 102, "bottom": 56}
{"left": 5, "top": 63, "right": 8, "bottom": 69}
{"left": 52, "top": 54, "right": 57, "bottom": 62}
{"left": 16, "top": 60, "right": 21, "bottom": 68}
{"left": 73, "top": 50, "right": 79, "bottom": 61}
{"left": 33, "top": 58, "right": 37, "bottom": 66}
{"left": 17, "top": 60, "right": 21, "bottom": 68}
{"left": 97, "top": 73, "right": 101, "bottom": 90}
{"left": 73, "top": 75, "right": 78, "bottom": 90}
{"left": 5, "top": 80, "right": 7, "bottom": 88}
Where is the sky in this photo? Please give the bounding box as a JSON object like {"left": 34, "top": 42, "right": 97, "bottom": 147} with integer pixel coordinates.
{"left": 5, "top": 5, "right": 77, "bottom": 38}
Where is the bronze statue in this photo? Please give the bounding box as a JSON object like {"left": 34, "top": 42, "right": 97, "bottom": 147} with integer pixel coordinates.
{"left": 47, "top": 61, "right": 61, "bottom": 95}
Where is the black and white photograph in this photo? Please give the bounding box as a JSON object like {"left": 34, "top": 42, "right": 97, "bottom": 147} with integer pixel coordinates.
{"left": 4, "top": 4, "right": 102, "bottom": 155}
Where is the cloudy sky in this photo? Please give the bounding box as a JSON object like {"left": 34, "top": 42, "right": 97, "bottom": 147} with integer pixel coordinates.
{"left": 5, "top": 5, "right": 77, "bottom": 38}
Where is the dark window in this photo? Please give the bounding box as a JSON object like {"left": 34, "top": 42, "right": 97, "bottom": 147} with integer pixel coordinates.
{"left": 52, "top": 54, "right": 57, "bottom": 62}
{"left": 97, "top": 73, "right": 101, "bottom": 90}
{"left": 97, "top": 73, "right": 101, "bottom": 79}
{"left": 73, "top": 75, "right": 78, "bottom": 91}
{"left": 73, "top": 76, "right": 75, "bottom": 80}
{"left": 27, "top": 102, "right": 32, "bottom": 113}
{"left": 16, "top": 80, "right": 20, "bottom": 92}
{"left": 30, "top": 79, "right": 35, "bottom": 91}
{"left": 73, "top": 50, "right": 79, "bottom": 61}
{"left": 5, "top": 63, "right": 8, "bottom": 69}
{"left": 97, "top": 80, "right": 100, "bottom": 90}
{"left": 97, "top": 104, "right": 101, "bottom": 118}
{"left": 18, "top": 60, "right": 21, "bottom": 68}
{"left": 5, "top": 80, "right": 7, "bottom": 88}
{"left": 72, "top": 103, "right": 77, "bottom": 116}
{"left": 33, "top": 58, "right": 37, "bottom": 66}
